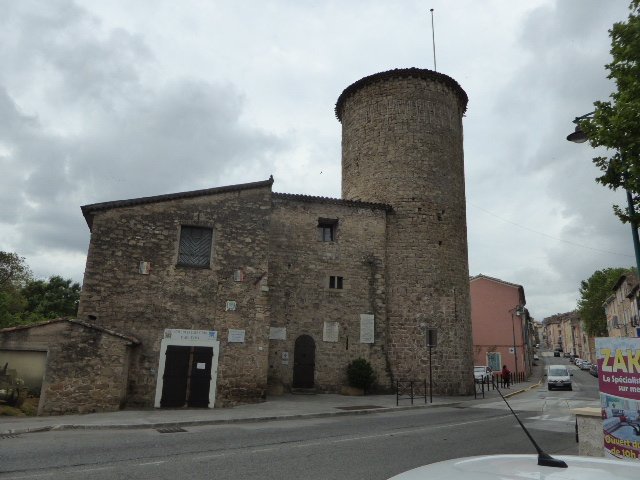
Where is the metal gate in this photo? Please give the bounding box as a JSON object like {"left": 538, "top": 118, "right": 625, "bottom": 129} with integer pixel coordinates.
{"left": 160, "top": 345, "right": 190, "bottom": 407}
{"left": 160, "top": 346, "right": 214, "bottom": 408}
{"left": 187, "top": 347, "right": 213, "bottom": 407}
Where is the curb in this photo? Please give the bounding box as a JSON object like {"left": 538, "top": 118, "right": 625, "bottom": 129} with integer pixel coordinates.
{"left": 1, "top": 381, "right": 543, "bottom": 435}
{"left": 0, "top": 401, "right": 465, "bottom": 436}
{"left": 504, "top": 377, "right": 543, "bottom": 399}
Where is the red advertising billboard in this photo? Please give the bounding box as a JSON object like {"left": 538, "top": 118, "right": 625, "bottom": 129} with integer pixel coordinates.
{"left": 596, "top": 337, "right": 640, "bottom": 462}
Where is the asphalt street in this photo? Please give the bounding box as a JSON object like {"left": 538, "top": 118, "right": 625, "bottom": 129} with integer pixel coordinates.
{"left": 0, "top": 352, "right": 599, "bottom": 480}
{"left": 1, "top": 401, "right": 579, "bottom": 479}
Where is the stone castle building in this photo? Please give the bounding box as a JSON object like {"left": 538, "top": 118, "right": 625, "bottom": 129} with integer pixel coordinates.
{"left": 1, "top": 68, "right": 474, "bottom": 413}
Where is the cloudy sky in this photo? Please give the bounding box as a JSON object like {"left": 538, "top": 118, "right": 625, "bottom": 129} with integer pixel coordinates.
{"left": 0, "top": 0, "right": 635, "bottom": 321}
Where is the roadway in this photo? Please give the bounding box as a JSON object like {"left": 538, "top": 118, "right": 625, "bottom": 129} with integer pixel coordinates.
{"left": 0, "top": 352, "right": 599, "bottom": 480}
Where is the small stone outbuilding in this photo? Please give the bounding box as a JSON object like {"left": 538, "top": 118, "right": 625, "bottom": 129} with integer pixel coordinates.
{"left": 0, "top": 319, "right": 139, "bottom": 415}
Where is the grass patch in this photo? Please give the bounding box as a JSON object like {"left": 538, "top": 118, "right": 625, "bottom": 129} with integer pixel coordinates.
{"left": 0, "top": 405, "right": 25, "bottom": 416}
{"left": 0, "top": 397, "right": 39, "bottom": 416}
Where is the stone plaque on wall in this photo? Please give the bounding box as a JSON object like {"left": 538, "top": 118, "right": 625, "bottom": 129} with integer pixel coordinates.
{"left": 323, "top": 322, "right": 339, "bottom": 342}
{"left": 228, "top": 329, "right": 245, "bottom": 343}
{"left": 269, "top": 327, "right": 286, "bottom": 340}
{"left": 360, "top": 314, "right": 375, "bottom": 343}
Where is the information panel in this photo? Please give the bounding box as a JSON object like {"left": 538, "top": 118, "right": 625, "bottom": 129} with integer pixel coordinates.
{"left": 360, "top": 314, "right": 375, "bottom": 343}
{"left": 596, "top": 337, "right": 640, "bottom": 462}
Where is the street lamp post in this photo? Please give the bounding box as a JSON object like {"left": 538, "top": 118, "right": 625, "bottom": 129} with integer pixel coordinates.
{"left": 510, "top": 306, "right": 523, "bottom": 380}
{"left": 567, "top": 113, "right": 640, "bottom": 276}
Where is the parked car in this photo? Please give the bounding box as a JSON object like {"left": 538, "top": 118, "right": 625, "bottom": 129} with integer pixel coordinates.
{"left": 574, "top": 359, "right": 583, "bottom": 367}
{"left": 547, "top": 364, "right": 573, "bottom": 391}
{"left": 563, "top": 352, "right": 571, "bottom": 358}
{"left": 580, "top": 361, "right": 592, "bottom": 371}
{"left": 589, "top": 364, "right": 598, "bottom": 377}
{"left": 553, "top": 351, "right": 561, "bottom": 357}
{"left": 474, "top": 366, "right": 491, "bottom": 383}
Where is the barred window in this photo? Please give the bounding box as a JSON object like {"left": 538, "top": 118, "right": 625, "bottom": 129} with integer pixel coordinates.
{"left": 178, "top": 226, "right": 213, "bottom": 267}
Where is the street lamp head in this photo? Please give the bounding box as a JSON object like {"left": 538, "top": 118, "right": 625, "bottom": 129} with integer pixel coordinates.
{"left": 566, "top": 125, "right": 589, "bottom": 143}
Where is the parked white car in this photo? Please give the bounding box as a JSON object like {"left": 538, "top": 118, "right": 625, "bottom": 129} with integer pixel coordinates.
{"left": 547, "top": 364, "right": 572, "bottom": 391}
{"left": 387, "top": 454, "right": 640, "bottom": 479}
{"left": 580, "top": 361, "right": 592, "bottom": 371}
{"left": 474, "top": 366, "right": 491, "bottom": 383}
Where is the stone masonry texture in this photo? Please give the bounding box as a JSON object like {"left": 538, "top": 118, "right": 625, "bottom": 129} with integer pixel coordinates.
{"left": 78, "top": 186, "right": 272, "bottom": 407}
{"left": 267, "top": 194, "right": 391, "bottom": 392}
{"left": 337, "top": 69, "right": 474, "bottom": 394}
{"left": 0, "top": 319, "right": 135, "bottom": 415}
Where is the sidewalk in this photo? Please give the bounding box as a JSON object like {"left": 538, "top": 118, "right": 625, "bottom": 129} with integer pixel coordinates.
{"left": 0, "top": 371, "right": 543, "bottom": 435}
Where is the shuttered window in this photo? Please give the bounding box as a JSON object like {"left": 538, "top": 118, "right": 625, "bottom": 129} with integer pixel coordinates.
{"left": 178, "top": 226, "right": 213, "bottom": 267}
{"left": 318, "top": 218, "right": 338, "bottom": 242}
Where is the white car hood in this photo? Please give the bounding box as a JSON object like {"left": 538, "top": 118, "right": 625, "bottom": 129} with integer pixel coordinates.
{"left": 387, "top": 454, "right": 640, "bottom": 479}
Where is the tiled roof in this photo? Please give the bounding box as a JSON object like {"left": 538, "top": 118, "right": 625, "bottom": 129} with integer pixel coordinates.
{"left": 0, "top": 318, "right": 140, "bottom": 345}
{"left": 470, "top": 274, "right": 526, "bottom": 306}
{"left": 470, "top": 274, "right": 522, "bottom": 289}
{"left": 335, "top": 68, "right": 469, "bottom": 121}
{"left": 273, "top": 192, "right": 392, "bottom": 211}
{"left": 613, "top": 271, "right": 638, "bottom": 292}
{"left": 81, "top": 177, "right": 274, "bottom": 229}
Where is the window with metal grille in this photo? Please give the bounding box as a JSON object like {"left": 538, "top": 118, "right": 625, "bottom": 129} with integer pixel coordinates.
{"left": 318, "top": 218, "right": 338, "bottom": 242}
{"left": 329, "top": 276, "right": 343, "bottom": 289}
{"left": 178, "top": 226, "right": 213, "bottom": 267}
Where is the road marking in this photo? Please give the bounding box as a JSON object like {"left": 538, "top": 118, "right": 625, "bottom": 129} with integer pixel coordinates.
{"left": 290, "top": 414, "right": 513, "bottom": 449}
{"left": 526, "top": 415, "right": 573, "bottom": 422}
{"left": 137, "top": 461, "right": 166, "bottom": 466}
{"left": 2, "top": 474, "right": 53, "bottom": 479}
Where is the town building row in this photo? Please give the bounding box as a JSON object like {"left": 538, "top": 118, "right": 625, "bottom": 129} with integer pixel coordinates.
{"left": 542, "top": 271, "right": 640, "bottom": 364}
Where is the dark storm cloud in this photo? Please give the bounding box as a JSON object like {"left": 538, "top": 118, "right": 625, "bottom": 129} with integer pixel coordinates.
{"left": 0, "top": 0, "right": 285, "bottom": 263}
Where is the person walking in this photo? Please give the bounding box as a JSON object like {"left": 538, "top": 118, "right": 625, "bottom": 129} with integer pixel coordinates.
{"left": 501, "top": 365, "right": 511, "bottom": 389}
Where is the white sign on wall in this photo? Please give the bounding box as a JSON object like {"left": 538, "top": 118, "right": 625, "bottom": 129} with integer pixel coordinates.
{"left": 360, "top": 314, "right": 375, "bottom": 343}
{"left": 269, "top": 327, "right": 287, "bottom": 340}
{"left": 323, "top": 322, "right": 339, "bottom": 342}
{"left": 228, "top": 329, "right": 246, "bottom": 343}
{"left": 164, "top": 329, "right": 217, "bottom": 342}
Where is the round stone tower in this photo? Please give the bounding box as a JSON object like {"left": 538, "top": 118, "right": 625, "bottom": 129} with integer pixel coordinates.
{"left": 336, "top": 68, "right": 474, "bottom": 394}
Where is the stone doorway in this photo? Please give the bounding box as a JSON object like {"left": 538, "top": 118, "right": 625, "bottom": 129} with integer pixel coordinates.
{"left": 292, "top": 335, "right": 315, "bottom": 388}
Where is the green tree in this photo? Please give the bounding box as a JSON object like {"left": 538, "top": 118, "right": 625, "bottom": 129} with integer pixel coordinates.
{"left": 22, "top": 276, "right": 81, "bottom": 319}
{"left": 0, "top": 252, "right": 32, "bottom": 328}
{"left": 577, "top": 267, "right": 630, "bottom": 336}
{"left": 0, "top": 252, "right": 32, "bottom": 290}
{"left": 0, "top": 252, "right": 81, "bottom": 328}
{"left": 581, "top": 1, "right": 640, "bottom": 224}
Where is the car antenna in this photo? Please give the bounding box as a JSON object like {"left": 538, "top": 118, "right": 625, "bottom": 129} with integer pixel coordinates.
{"left": 493, "top": 379, "right": 568, "bottom": 468}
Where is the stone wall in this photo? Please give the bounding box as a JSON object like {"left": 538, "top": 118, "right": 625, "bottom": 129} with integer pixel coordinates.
{"left": 268, "top": 194, "right": 391, "bottom": 391}
{"left": 78, "top": 185, "right": 272, "bottom": 407}
{"left": 0, "top": 320, "right": 134, "bottom": 415}
{"left": 337, "top": 69, "right": 474, "bottom": 394}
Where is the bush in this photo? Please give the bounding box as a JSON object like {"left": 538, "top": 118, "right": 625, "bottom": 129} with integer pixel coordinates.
{"left": 347, "top": 358, "right": 376, "bottom": 392}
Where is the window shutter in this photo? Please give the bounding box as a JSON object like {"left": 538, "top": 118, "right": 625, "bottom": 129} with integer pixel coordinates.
{"left": 178, "top": 226, "right": 213, "bottom": 267}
